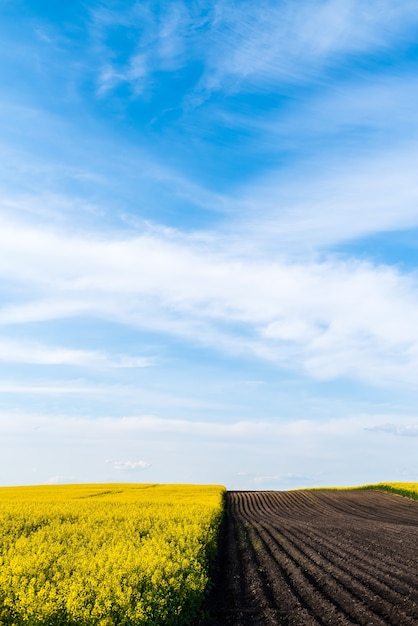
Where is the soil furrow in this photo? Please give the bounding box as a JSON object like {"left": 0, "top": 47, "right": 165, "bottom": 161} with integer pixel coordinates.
{"left": 256, "top": 504, "right": 418, "bottom": 587}
{"left": 248, "top": 520, "right": 359, "bottom": 626}
{"left": 263, "top": 522, "right": 418, "bottom": 625}
{"left": 286, "top": 522, "right": 418, "bottom": 603}
{"left": 201, "top": 490, "right": 418, "bottom": 626}
{"left": 256, "top": 520, "right": 391, "bottom": 626}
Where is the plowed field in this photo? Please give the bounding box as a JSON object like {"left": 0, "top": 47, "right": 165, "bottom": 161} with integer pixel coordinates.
{"left": 201, "top": 490, "right": 418, "bottom": 625}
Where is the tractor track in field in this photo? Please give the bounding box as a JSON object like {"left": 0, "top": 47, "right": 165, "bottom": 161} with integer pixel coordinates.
{"left": 200, "top": 490, "right": 418, "bottom": 625}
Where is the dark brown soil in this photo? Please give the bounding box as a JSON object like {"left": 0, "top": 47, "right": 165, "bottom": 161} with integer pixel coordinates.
{"left": 199, "top": 490, "right": 418, "bottom": 625}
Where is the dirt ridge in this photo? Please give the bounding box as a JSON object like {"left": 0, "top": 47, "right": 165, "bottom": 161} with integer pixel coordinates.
{"left": 200, "top": 490, "right": 418, "bottom": 625}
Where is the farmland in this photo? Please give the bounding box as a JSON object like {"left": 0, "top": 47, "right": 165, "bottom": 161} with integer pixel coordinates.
{"left": 203, "top": 487, "right": 418, "bottom": 625}
{"left": 0, "top": 483, "right": 225, "bottom": 625}
{"left": 1, "top": 482, "right": 418, "bottom": 625}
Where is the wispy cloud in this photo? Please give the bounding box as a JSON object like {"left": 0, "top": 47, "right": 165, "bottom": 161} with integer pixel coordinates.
{"left": 0, "top": 338, "right": 152, "bottom": 369}
{"left": 2, "top": 0, "right": 418, "bottom": 489}
{"left": 107, "top": 459, "right": 151, "bottom": 471}
{"left": 92, "top": 1, "right": 193, "bottom": 96}
{"left": 0, "top": 412, "right": 416, "bottom": 489}
{"left": 46, "top": 475, "right": 76, "bottom": 485}
{"left": 0, "top": 383, "right": 103, "bottom": 395}
{"left": 187, "top": 0, "right": 418, "bottom": 100}
{"left": 0, "top": 411, "right": 406, "bottom": 440}
{"left": 88, "top": 0, "right": 418, "bottom": 104}
{"left": 1, "top": 410, "right": 416, "bottom": 487}
{"left": 1, "top": 214, "right": 418, "bottom": 386}
{"left": 233, "top": 117, "right": 418, "bottom": 251}
{"left": 367, "top": 423, "right": 418, "bottom": 437}
{"left": 36, "top": 0, "right": 405, "bottom": 111}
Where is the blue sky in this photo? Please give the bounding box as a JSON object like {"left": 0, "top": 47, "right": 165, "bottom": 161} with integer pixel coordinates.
{"left": 1, "top": 0, "right": 418, "bottom": 489}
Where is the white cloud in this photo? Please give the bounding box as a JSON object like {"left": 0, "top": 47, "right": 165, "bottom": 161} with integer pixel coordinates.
{"left": 107, "top": 459, "right": 151, "bottom": 471}
{"left": 98, "top": 55, "right": 148, "bottom": 96}
{"left": 93, "top": 1, "right": 192, "bottom": 96}
{"left": 2, "top": 0, "right": 418, "bottom": 492}
{"left": 0, "top": 411, "right": 403, "bottom": 440}
{"left": 0, "top": 383, "right": 101, "bottom": 395}
{"left": 1, "top": 214, "right": 418, "bottom": 387}
{"left": 89, "top": 0, "right": 418, "bottom": 105}
{"left": 239, "top": 140, "right": 418, "bottom": 250}
{"left": 0, "top": 338, "right": 153, "bottom": 369}
{"left": 194, "top": 0, "right": 418, "bottom": 96}
{"left": 367, "top": 423, "right": 418, "bottom": 437}
{"left": 1, "top": 411, "right": 416, "bottom": 488}
{"left": 46, "top": 475, "right": 75, "bottom": 484}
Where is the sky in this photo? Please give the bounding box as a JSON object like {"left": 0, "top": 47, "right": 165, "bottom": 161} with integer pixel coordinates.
{"left": 1, "top": 0, "right": 418, "bottom": 490}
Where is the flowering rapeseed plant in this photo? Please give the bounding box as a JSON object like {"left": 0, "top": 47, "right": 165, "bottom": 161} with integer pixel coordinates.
{"left": 358, "top": 482, "right": 418, "bottom": 501}
{"left": 0, "top": 483, "right": 225, "bottom": 625}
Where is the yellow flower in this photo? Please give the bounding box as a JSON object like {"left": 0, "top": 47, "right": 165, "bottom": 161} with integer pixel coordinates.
{"left": 0, "top": 483, "right": 225, "bottom": 625}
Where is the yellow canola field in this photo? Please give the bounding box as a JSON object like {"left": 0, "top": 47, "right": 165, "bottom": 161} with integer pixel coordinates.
{"left": 0, "top": 483, "right": 225, "bottom": 626}
{"left": 307, "top": 482, "right": 418, "bottom": 501}
{"left": 359, "top": 481, "right": 418, "bottom": 499}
